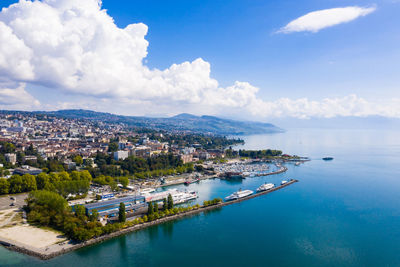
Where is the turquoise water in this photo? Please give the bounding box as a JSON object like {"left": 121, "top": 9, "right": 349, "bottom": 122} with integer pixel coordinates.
{"left": 1, "top": 128, "right": 400, "bottom": 266}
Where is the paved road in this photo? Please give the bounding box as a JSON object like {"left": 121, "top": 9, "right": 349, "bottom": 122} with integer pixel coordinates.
{"left": 0, "top": 193, "right": 28, "bottom": 210}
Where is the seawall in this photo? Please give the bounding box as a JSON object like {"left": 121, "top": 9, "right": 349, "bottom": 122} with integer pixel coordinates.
{"left": 1, "top": 180, "right": 298, "bottom": 260}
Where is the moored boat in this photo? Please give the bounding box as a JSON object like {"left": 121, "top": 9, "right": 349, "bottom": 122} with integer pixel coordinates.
{"left": 225, "top": 189, "right": 253, "bottom": 201}
{"left": 184, "top": 178, "right": 200, "bottom": 185}
{"left": 281, "top": 180, "right": 288, "bottom": 185}
{"left": 172, "top": 190, "right": 198, "bottom": 204}
{"left": 322, "top": 157, "right": 334, "bottom": 161}
{"left": 256, "top": 183, "right": 274, "bottom": 192}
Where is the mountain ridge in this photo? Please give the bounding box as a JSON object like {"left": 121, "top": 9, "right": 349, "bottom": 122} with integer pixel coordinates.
{"left": 1, "top": 109, "right": 283, "bottom": 135}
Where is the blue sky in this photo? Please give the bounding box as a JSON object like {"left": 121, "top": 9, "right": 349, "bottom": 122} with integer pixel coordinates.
{"left": 101, "top": 0, "right": 400, "bottom": 99}
{"left": 0, "top": 0, "right": 399, "bottom": 119}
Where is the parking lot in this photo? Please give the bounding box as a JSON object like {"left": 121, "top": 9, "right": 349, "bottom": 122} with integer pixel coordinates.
{"left": 0, "top": 193, "right": 28, "bottom": 210}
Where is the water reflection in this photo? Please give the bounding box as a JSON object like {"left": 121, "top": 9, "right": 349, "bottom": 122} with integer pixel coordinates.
{"left": 118, "top": 235, "right": 128, "bottom": 260}
{"left": 147, "top": 224, "right": 159, "bottom": 240}
{"left": 203, "top": 207, "right": 223, "bottom": 216}
{"left": 161, "top": 221, "right": 174, "bottom": 239}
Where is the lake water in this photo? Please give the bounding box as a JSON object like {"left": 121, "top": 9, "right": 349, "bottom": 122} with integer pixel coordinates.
{"left": 1, "top": 128, "right": 400, "bottom": 266}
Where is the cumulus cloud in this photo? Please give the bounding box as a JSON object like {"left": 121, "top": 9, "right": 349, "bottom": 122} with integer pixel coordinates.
{"left": 0, "top": 0, "right": 398, "bottom": 119}
{"left": 0, "top": 0, "right": 245, "bottom": 106}
{"left": 278, "top": 6, "right": 376, "bottom": 33}
{"left": 0, "top": 82, "right": 40, "bottom": 109}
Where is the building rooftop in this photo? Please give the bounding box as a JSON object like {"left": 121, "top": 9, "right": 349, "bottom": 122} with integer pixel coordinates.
{"left": 85, "top": 195, "right": 145, "bottom": 210}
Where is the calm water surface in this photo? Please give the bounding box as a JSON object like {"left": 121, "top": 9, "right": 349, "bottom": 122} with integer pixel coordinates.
{"left": 1, "top": 128, "right": 400, "bottom": 267}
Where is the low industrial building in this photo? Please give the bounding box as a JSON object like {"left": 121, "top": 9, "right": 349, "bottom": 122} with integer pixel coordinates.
{"left": 84, "top": 196, "right": 146, "bottom": 218}
{"left": 13, "top": 165, "right": 43, "bottom": 175}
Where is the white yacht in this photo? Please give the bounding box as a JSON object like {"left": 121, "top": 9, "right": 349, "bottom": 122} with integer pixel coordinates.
{"left": 281, "top": 180, "right": 288, "bottom": 185}
{"left": 172, "top": 191, "right": 198, "bottom": 204}
{"left": 144, "top": 188, "right": 197, "bottom": 204}
{"left": 225, "top": 189, "right": 254, "bottom": 201}
{"left": 256, "top": 183, "right": 274, "bottom": 192}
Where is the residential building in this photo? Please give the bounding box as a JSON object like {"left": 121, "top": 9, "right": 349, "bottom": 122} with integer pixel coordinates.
{"left": 5, "top": 153, "right": 17, "bottom": 164}
{"left": 114, "top": 150, "right": 129, "bottom": 161}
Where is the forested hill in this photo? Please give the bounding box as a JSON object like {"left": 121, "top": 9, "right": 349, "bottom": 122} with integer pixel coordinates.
{"left": 34, "top": 109, "right": 283, "bottom": 135}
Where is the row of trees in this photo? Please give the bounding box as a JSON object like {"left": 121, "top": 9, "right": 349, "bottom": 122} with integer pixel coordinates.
{"left": 238, "top": 149, "right": 282, "bottom": 159}
{"left": 147, "top": 194, "right": 174, "bottom": 216}
{"left": 152, "top": 134, "right": 244, "bottom": 150}
{"left": 140, "top": 204, "right": 201, "bottom": 223}
{"left": 92, "top": 175, "right": 129, "bottom": 190}
{"left": 0, "top": 170, "right": 92, "bottom": 197}
{"left": 203, "top": 198, "right": 223, "bottom": 207}
{"left": 133, "top": 164, "right": 194, "bottom": 179}
{"left": 89, "top": 153, "right": 189, "bottom": 177}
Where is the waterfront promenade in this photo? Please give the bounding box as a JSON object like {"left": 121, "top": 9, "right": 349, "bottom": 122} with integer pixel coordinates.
{"left": 0, "top": 179, "right": 298, "bottom": 260}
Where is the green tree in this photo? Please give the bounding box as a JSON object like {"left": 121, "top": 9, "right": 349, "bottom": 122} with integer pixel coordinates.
{"left": 85, "top": 158, "right": 93, "bottom": 167}
{"left": 167, "top": 194, "right": 174, "bottom": 209}
{"left": 58, "top": 171, "right": 71, "bottom": 181}
{"left": 49, "top": 172, "right": 60, "bottom": 183}
{"left": 119, "top": 202, "right": 126, "bottom": 222}
{"left": 162, "top": 198, "right": 167, "bottom": 211}
{"left": 108, "top": 142, "right": 118, "bottom": 152}
{"left": 36, "top": 173, "right": 49, "bottom": 190}
{"left": 9, "top": 175, "right": 24, "bottom": 193}
{"left": 89, "top": 209, "right": 99, "bottom": 222}
{"left": 153, "top": 202, "right": 158, "bottom": 213}
{"left": 0, "top": 142, "right": 15, "bottom": 153}
{"left": 79, "top": 170, "right": 92, "bottom": 181}
{"left": 110, "top": 181, "right": 118, "bottom": 191}
{"left": 70, "top": 171, "right": 80, "bottom": 180}
{"left": 75, "top": 205, "right": 86, "bottom": 218}
{"left": 21, "top": 174, "right": 37, "bottom": 191}
{"left": 0, "top": 178, "right": 9, "bottom": 194}
{"left": 148, "top": 201, "right": 154, "bottom": 215}
{"left": 73, "top": 155, "right": 83, "bottom": 166}
{"left": 119, "top": 176, "right": 129, "bottom": 188}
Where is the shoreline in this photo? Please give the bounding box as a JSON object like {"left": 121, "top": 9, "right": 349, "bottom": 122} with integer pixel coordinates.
{"left": 0, "top": 179, "right": 298, "bottom": 260}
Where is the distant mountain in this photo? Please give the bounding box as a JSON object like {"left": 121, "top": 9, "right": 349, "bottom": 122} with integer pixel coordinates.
{"left": 34, "top": 109, "right": 284, "bottom": 135}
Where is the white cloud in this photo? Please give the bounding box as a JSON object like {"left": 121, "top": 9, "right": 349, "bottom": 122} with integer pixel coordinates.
{"left": 247, "top": 95, "right": 400, "bottom": 119}
{"left": 0, "top": 0, "right": 239, "bottom": 105}
{"left": 279, "top": 6, "right": 376, "bottom": 33}
{"left": 0, "top": 0, "right": 398, "bottom": 120}
{"left": 0, "top": 83, "right": 40, "bottom": 109}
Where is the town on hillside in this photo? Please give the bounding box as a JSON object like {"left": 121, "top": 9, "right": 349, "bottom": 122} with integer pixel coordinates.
{"left": 0, "top": 111, "right": 302, "bottom": 254}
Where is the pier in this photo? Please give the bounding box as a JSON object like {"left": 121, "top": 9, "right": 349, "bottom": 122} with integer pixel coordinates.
{"left": 251, "top": 166, "right": 287, "bottom": 177}
{"left": 0, "top": 179, "right": 298, "bottom": 260}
